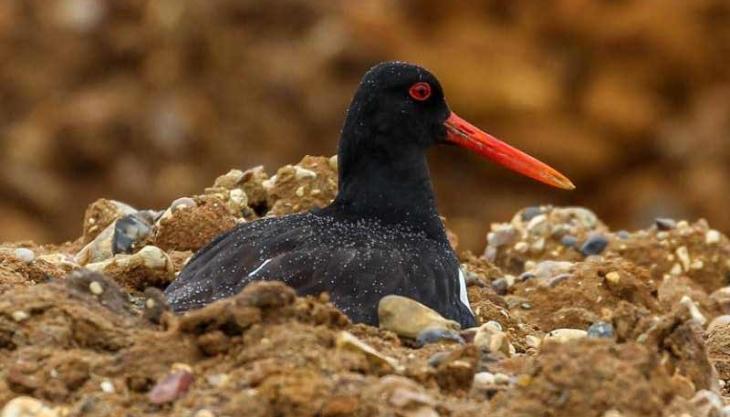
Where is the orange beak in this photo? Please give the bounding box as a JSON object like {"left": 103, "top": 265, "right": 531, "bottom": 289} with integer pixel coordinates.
{"left": 444, "top": 112, "right": 575, "bottom": 190}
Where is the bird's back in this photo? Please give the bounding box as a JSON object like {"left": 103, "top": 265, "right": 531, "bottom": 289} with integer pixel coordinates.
{"left": 165, "top": 210, "right": 475, "bottom": 327}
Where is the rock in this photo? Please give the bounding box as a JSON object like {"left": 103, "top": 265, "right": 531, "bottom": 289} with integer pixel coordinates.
{"left": 560, "top": 235, "right": 578, "bottom": 248}
{"left": 587, "top": 321, "right": 615, "bottom": 339}
{"left": 0, "top": 396, "right": 66, "bottom": 417}
{"left": 654, "top": 218, "right": 676, "bottom": 230}
{"left": 82, "top": 199, "right": 138, "bottom": 243}
{"left": 472, "top": 372, "right": 496, "bottom": 390}
{"left": 148, "top": 368, "right": 195, "bottom": 404}
{"left": 85, "top": 245, "right": 174, "bottom": 290}
{"left": 580, "top": 234, "right": 609, "bottom": 256}
{"left": 112, "top": 213, "right": 153, "bottom": 254}
{"left": 544, "top": 328, "right": 588, "bottom": 343}
{"left": 520, "top": 206, "right": 544, "bottom": 222}
{"left": 527, "top": 260, "right": 574, "bottom": 281}
{"left": 14, "top": 247, "right": 35, "bottom": 264}
{"left": 335, "top": 331, "right": 402, "bottom": 372}
{"left": 473, "top": 322, "right": 514, "bottom": 357}
{"left": 378, "top": 295, "right": 460, "bottom": 339}
{"left": 679, "top": 296, "right": 706, "bottom": 326}
{"left": 487, "top": 224, "right": 519, "bottom": 248}
{"left": 212, "top": 169, "right": 245, "bottom": 189}
{"left": 705, "top": 230, "right": 722, "bottom": 245}
{"left": 416, "top": 328, "right": 464, "bottom": 346}
{"left": 76, "top": 213, "right": 152, "bottom": 265}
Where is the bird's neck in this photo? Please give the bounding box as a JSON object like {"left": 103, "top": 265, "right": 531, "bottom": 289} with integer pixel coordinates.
{"left": 328, "top": 138, "right": 446, "bottom": 239}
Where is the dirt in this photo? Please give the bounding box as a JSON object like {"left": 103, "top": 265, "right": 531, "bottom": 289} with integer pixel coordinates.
{"left": 2, "top": 157, "right": 730, "bottom": 416}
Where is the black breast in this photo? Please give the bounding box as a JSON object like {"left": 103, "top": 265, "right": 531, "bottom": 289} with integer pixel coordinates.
{"left": 164, "top": 211, "right": 476, "bottom": 327}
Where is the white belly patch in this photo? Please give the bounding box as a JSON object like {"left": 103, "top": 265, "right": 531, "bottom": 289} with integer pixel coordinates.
{"left": 458, "top": 268, "right": 473, "bottom": 314}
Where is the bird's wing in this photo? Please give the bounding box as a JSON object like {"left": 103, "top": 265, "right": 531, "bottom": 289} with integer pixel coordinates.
{"left": 164, "top": 213, "right": 318, "bottom": 311}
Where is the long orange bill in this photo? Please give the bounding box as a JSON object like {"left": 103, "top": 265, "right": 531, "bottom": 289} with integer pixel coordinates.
{"left": 444, "top": 112, "right": 575, "bottom": 190}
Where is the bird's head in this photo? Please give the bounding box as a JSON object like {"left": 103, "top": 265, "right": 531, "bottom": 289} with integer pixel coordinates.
{"left": 341, "top": 61, "right": 574, "bottom": 190}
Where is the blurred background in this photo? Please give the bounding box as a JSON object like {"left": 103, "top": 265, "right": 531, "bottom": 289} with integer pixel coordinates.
{"left": 0, "top": 0, "right": 729, "bottom": 251}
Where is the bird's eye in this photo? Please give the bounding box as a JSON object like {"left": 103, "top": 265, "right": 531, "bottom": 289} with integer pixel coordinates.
{"left": 409, "top": 82, "right": 431, "bottom": 101}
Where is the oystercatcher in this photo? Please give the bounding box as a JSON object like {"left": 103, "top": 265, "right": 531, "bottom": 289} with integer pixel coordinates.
{"left": 165, "top": 62, "right": 573, "bottom": 327}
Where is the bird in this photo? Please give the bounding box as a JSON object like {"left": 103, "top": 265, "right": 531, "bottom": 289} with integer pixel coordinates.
{"left": 164, "top": 61, "right": 574, "bottom": 328}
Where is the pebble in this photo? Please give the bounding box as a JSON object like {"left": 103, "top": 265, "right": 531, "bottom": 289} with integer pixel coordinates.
{"left": 148, "top": 369, "right": 195, "bottom": 404}
{"left": 89, "top": 281, "right": 104, "bottom": 295}
{"left": 526, "top": 214, "right": 548, "bottom": 235}
{"left": 654, "top": 217, "right": 676, "bottom": 230}
{"left": 587, "top": 321, "right": 615, "bottom": 339}
{"left": 605, "top": 271, "right": 621, "bottom": 284}
{"left": 12, "top": 310, "right": 29, "bottom": 322}
{"left": 194, "top": 410, "right": 215, "bottom": 417}
{"left": 676, "top": 246, "right": 691, "bottom": 271}
{"left": 615, "top": 230, "right": 630, "bottom": 240}
{"left": 520, "top": 206, "right": 544, "bottom": 222}
{"left": 100, "top": 379, "right": 115, "bottom": 393}
{"left": 493, "top": 373, "right": 511, "bottom": 385}
{"left": 706, "top": 230, "right": 721, "bottom": 244}
{"left": 525, "top": 335, "right": 542, "bottom": 349}
{"left": 14, "top": 248, "right": 35, "bottom": 264}
{"left": 544, "top": 328, "right": 587, "bottom": 343}
{"left": 170, "top": 197, "right": 197, "bottom": 211}
{"left": 336, "top": 331, "right": 402, "bottom": 372}
{"left": 513, "top": 241, "right": 529, "bottom": 253}
{"left": 112, "top": 213, "right": 152, "bottom": 254}
{"left": 491, "top": 277, "right": 509, "bottom": 295}
{"left": 416, "top": 328, "right": 464, "bottom": 346}
{"left": 580, "top": 234, "right": 609, "bottom": 256}
{"left": 487, "top": 224, "right": 518, "bottom": 247}
{"left": 473, "top": 322, "right": 514, "bottom": 357}
{"left": 293, "top": 165, "right": 317, "bottom": 180}
{"left": 528, "top": 260, "right": 574, "bottom": 281}
{"left": 680, "top": 296, "right": 706, "bottom": 326}
{"left": 0, "top": 396, "right": 66, "bottom": 417}
{"left": 378, "top": 295, "right": 460, "bottom": 339}
{"left": 560, "top": 235, "right": 578, "bottom": 248}
{"left": 472, "top": 372, "right": 495, "bottom": 389}
{"left": 212, "top": 169, "right": 245, "bottom": 189}
{"left": 328, "top": 155, "right": 338, "bottom": 170}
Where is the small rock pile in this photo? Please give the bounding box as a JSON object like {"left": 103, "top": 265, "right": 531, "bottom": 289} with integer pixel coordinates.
{"left": 2, "top": 157, "right": 730, "bottom": 417}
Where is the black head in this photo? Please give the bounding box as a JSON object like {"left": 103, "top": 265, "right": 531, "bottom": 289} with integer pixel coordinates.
{"left": 340, "top": 62, "right": 451, "bottom": 154}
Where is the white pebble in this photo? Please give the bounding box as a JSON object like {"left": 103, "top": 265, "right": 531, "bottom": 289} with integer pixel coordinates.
{"left": 14, "top": 248, "right": 35, "bottom": 264}
{"left": 706, "top": 230, "right": 721, "bottom": 245}
{"left": 680, "top": 296, "right": 706, "bottom": 326}
{"left": 544, "top": 328, "right": 587, "bottom": 343}
{"left": 493, "top": 373, "right": 511, "bottom": 385}
{"left": 89, "top": 281, "right": 104, "bottom": 295}
{"left": 100, "top": 380, "right": 115, "bottom": 393}
{"left": 514, "top": 242, "right": 529, "bottom": 253}
{"left": 472, "top": 372, "right": 495, "bottom": 388}
{"left": 676, "top": 246, "right": 691, "bottom": 271}
{"left": 12, "top": 311, "right": 29, "bottom": 322}
{"left": 294, "top": 166, "right": 317, "bottom": 180}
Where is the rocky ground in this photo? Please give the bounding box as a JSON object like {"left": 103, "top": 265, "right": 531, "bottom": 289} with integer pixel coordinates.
{"left": 2, "top": 156, "right": 730, "bottom": 417}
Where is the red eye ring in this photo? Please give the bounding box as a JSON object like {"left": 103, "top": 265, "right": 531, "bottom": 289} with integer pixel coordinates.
{"left": 409, "top": 82, "right": 432, "bottom": 101}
